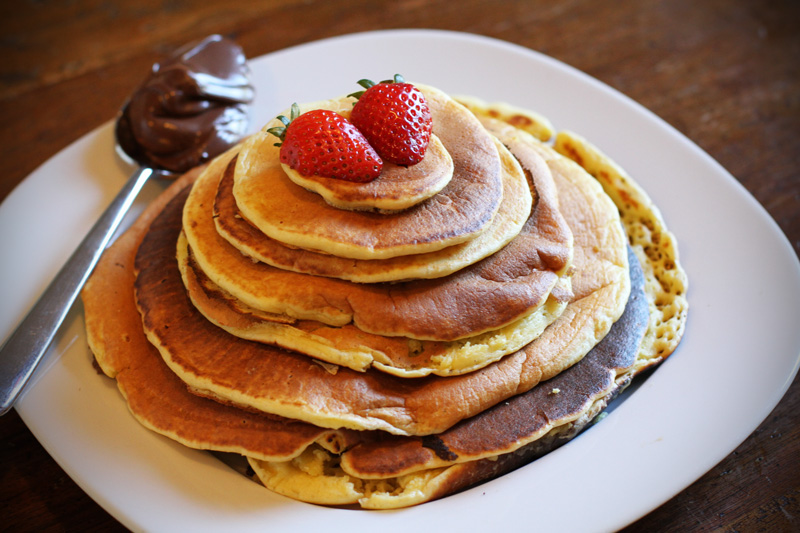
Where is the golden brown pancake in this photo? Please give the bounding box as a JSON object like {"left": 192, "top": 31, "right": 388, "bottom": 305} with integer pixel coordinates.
{"left": 83, "top": 90, "right": 688, "bottom": 510}
{"left": 82, "top": 168, "right": 646, "bottom": 508}
{"left": 283, "top": 133, "right": 453, "bottom": 212}
{"left": 81, "top": 170, "right": 330, "bottom": 461}
{"left": 215, "top": 137, "right": 533, "bottom": 283}
{"left": 184, "top": 148, "right": 570, "bottom": 341}
{"left": 456, "top": 104, "right": 688, "bottom": 371}
{"left": 135, "top": 125, "right": 629, "bottom": 436}
{"left": 248, "top": 245, "right": 648, "bottom": 507}
{"left": 336, "top": 246, "right": 647, "bottom": 478}
{"left": 455, "top": 95, "right": 555, "bottom": 142}
{"left": 553, "top": 130, "right": 688, "bottom": 371}
{"left": 178, "top": 229, "right": 571, "bottom": 377}
{"left": 232, "top": 85, "right": 504, "bottom": 260}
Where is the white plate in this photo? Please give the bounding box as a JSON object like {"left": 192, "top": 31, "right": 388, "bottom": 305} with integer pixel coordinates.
{"left": 2, "top": 29, "right": 799, "bottom": 532}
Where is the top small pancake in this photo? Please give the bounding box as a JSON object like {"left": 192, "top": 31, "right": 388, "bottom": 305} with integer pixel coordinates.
{"left": 283, "top": 133, "right": 453, "bottom": 212}
{"left": 232, "top": 85, "right": 504, "bottom": 260}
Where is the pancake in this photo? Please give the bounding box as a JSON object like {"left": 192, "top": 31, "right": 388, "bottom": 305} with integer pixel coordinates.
{"left": 459, "top": 103, "right": 688, "bottom": 369}
{"left": 135, "top": 125, "right": 629, "bottom": 436}
{"left": 232, "top": 85, "right": 504, "bottom": 260}
{"left": 179, "top": 229, "right": 571, "bottom": 377}
{"left": 214, "top": 136, "right": 534, "bottom": 283}
{"left": 184, "top": 147, "right": 570, "bottom": 341}
{"left": 336, "top": 247, "right": 646, "bottom": 479}
{"left": 83, "top": 168, "right": 647, "bottom": 508}
{"left": 553, "top": 130, "right": 688, "bottom": 370}
{"left": 283, "top": 133, "right": 453, "bottom": 212}
{"left": 455, "top": 95, "right": 555, "bottom": 142}
{"left": 81, "top": 170, "right": 331, "bottom": 461}
{"left": 248, "top": 245, "right": 648, "bottom": 508}
{"left": 83, "top": 85, "right": 688, "bottom": 511}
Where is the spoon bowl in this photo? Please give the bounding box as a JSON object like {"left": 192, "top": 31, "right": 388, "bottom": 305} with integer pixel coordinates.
{"left": 114, "top": 102, "right": 179, "bottom": 180}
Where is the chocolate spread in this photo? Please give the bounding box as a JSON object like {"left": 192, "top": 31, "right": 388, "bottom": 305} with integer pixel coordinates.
{"left": 117, "top": 34, "right": 254, "bottom": 173}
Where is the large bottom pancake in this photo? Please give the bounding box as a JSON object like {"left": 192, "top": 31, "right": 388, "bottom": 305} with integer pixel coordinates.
{"left": 135, "top": 128, "right": 631, "bottom": 436}
{"left": 82, "top": 172, "right": 647, "bottom": 508}
{"left": 459, "top": 105, "right": 687, "bottom": 366}
{"left": 83, "top": 102, "right": 687, "bottom": 510}
{"left": 553, "top": 130, "right": 688, "bottom": 369}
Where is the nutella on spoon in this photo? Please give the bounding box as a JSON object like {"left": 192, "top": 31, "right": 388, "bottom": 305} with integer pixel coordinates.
{"left": 117, "top": 34, "right": 254, "bottom": 173}
{"left": 0, "top": 35, "right": 253, "bottom": 415}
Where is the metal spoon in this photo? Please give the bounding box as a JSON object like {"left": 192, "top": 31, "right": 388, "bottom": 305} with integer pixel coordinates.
{"left": 0, "top": 107, "right": 176, "bottom": 415}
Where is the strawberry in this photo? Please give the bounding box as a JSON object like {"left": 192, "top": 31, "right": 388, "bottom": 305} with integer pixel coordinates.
{"left": 349, "top": 74, "right": 432, "bottom": 166}
{"left": 267, "top": 103, "right": 383, "bottom": 182}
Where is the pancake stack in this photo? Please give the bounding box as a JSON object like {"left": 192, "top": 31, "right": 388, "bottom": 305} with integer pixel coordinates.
{"left": 82, "top": 82, "right": 688, "bottom": 509}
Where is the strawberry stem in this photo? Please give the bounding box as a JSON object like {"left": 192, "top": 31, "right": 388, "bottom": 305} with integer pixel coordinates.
{"left": 348, "top": 79, "right": 373, "bottom": 100}
{"left": 348, "top": 74, "right": 405, "bottom": 101}
{"left": 267, "top": 103, "right": 301, "bottom": 146}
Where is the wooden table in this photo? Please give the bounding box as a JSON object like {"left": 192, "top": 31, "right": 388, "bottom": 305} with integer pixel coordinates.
{"left": 1, "top": 0, "right": 798, "bottom": 530}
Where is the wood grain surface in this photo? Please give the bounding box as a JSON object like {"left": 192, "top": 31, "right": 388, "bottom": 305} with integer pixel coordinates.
{"left": 1, "top": 0, "right": 798, "bottom": 531}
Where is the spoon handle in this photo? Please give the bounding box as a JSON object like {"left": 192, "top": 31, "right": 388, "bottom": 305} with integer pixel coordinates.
{"left": 0, "top": 167, "right": 155, "bottom": 415}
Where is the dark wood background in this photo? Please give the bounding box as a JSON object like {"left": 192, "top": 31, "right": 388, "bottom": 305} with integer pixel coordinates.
{"left": 1, "top": 0, "right": 798, "bottom": 531}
